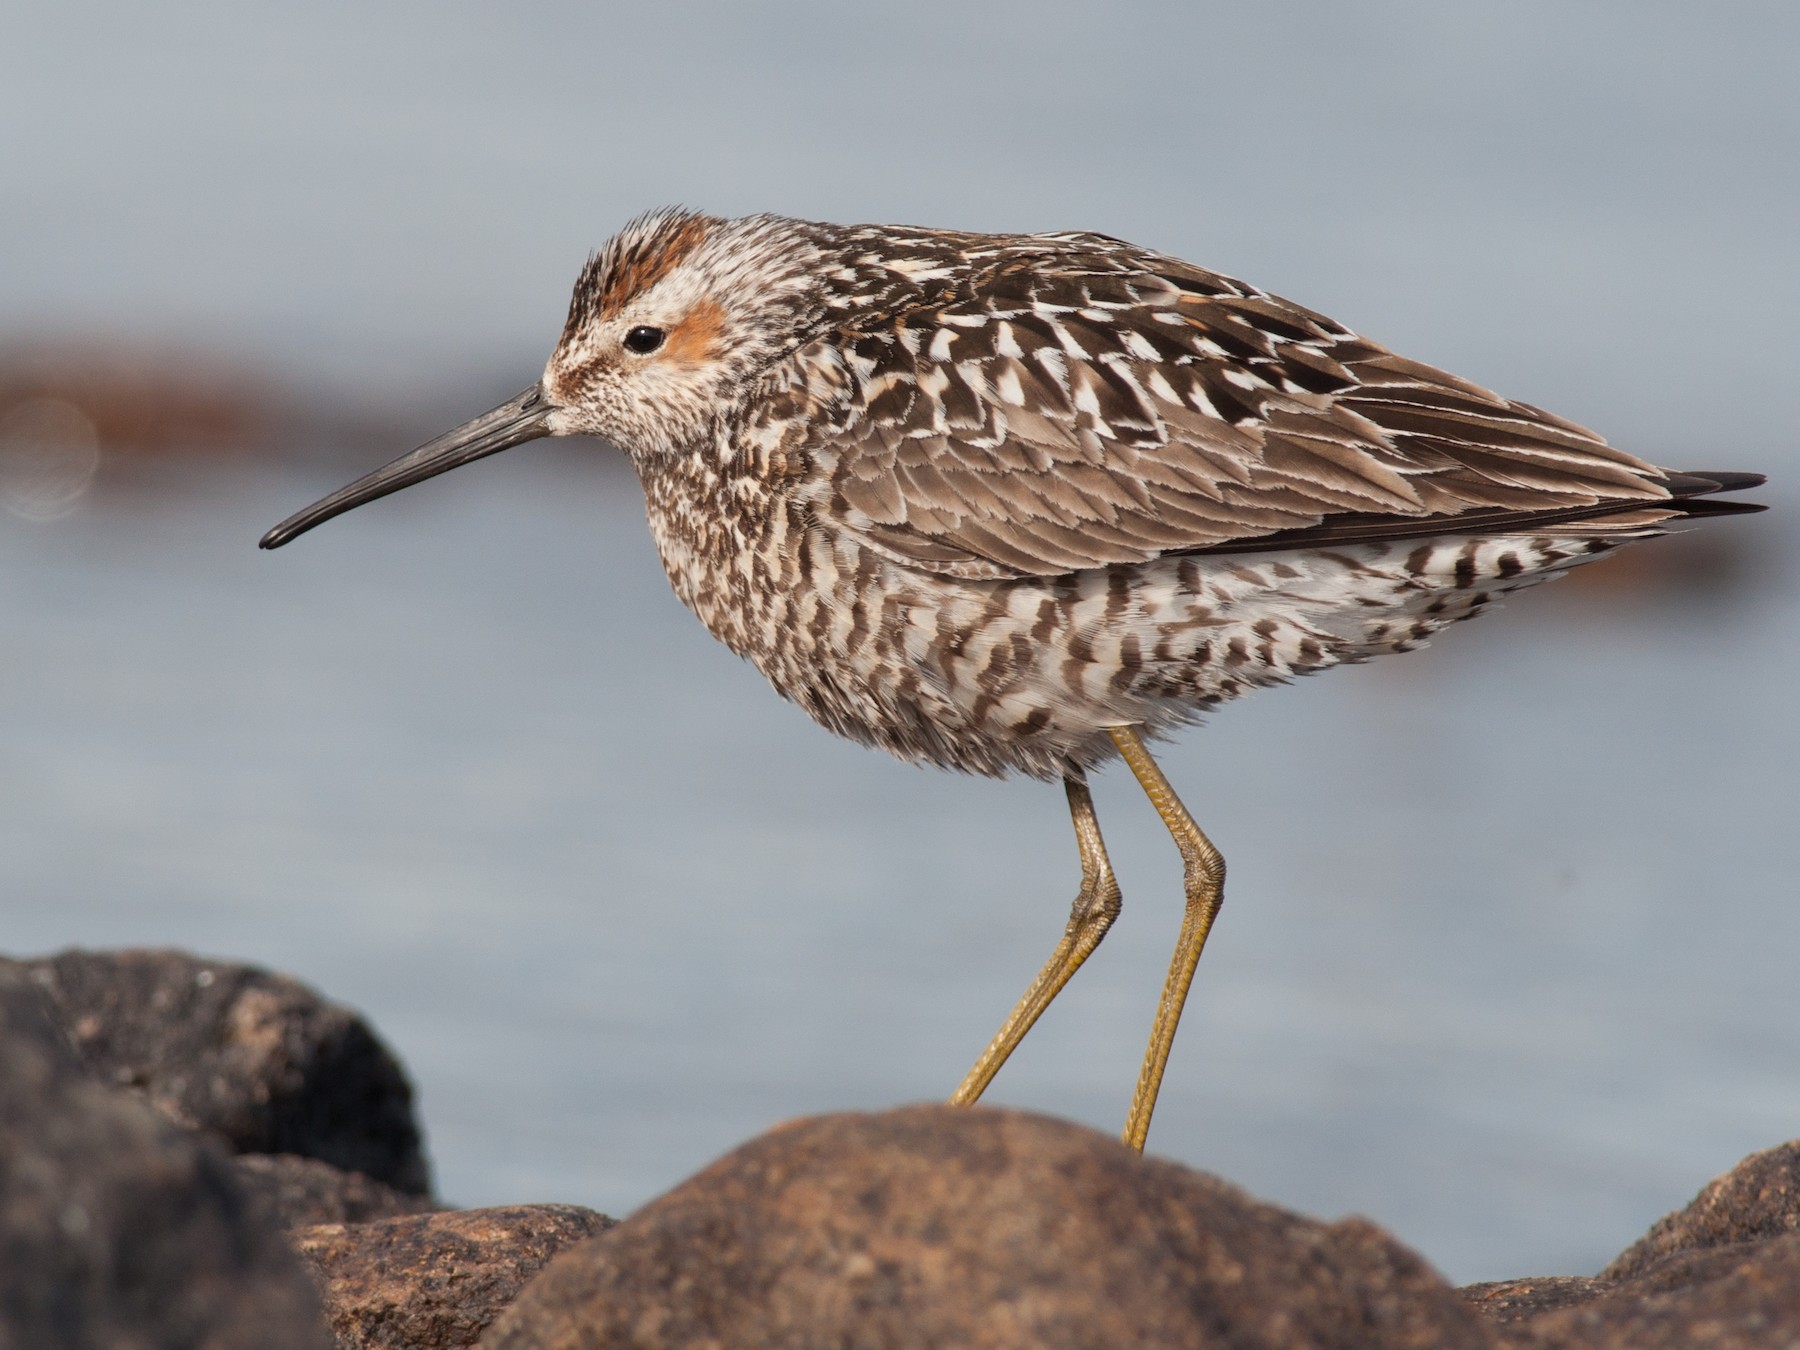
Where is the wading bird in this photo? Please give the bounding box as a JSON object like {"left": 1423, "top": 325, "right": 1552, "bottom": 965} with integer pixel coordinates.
{"left": 264, "top": 209, "right": 1764, "bottom": 1150}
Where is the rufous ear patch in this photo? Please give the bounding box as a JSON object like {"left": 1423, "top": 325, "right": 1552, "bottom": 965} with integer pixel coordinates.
{"left": 662, "top": 298, "right": 728, "bottom": 365}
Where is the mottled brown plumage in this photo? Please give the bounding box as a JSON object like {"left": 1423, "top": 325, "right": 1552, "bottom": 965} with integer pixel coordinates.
{"left": 262, "top": 208, "right": 1764, "bottom": 1149}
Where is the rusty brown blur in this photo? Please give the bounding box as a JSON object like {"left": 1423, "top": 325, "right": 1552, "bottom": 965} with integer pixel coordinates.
{"left": 0, "top": 341, "right": 283, "bottom": 457}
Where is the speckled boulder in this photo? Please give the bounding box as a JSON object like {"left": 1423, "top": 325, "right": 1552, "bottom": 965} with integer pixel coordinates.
{"left": 480, "top": 1104, "right": 1495, "bottom": 1350}
{"left": 1487, "top": 1235, "right": 1800, "bottom": 1348}
{"left": 295, "top": 1204, "right": 613, "bottom": 1350}
{"left": 1603, "top": 1138, "right": 1800, "bottom": 1280}
{"left": 1462, "top": 1137, "right": 1800, "bottom": 1348}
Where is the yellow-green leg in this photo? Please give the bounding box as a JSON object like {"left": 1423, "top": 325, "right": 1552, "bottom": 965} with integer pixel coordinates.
{"left": 1109, "top": 726, "right": 1225, "bottom": 1152}
{"left": 949, "top": 773, "right": 1121, "bottom": 1107}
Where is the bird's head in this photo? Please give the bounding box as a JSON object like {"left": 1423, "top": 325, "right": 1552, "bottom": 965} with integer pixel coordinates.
{"left": 543, "top": 209, "right": 830, "bottom": 454}
{"left": 260, "top": 208, "right": 827, "bottom": 550}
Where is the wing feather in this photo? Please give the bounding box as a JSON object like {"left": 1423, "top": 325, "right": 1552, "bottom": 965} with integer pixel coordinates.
{"left": 791, "top": 233, "right": 1673, "bottom": 578}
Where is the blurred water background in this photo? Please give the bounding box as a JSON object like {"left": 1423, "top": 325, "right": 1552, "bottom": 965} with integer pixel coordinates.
{"left": 3, "top": 2, "right": 1797, "bottom": 1284}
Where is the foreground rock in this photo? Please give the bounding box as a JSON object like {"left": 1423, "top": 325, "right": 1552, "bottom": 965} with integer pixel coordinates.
{"left": 3, "top": 947, "right": 605, "bottom": 1350}
{"left": 0, "top": 964, "right": 332, "bottom": 1349}
{"left": 11, "top": 942, "right": 1800, "bottom": 1348}
{"left": 481, "top": 1105, "right": 1496, "bottom": 1350}
{"left": 9, "top": 948, "right": 431, "bottom": 1194}
{"left": 294, "top": 1205, "right": 613, "bottom": 1350}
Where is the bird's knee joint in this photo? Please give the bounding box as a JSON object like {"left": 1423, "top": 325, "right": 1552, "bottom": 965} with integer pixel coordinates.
{"left": 1094, "top": 879, "right": 1123, "bottom": 926}
{"left": 1181, "top": 860, "right": 1224, "bottom": 910}
{"left": 1070, "top": 874, "right": 1122, "bottom": 930}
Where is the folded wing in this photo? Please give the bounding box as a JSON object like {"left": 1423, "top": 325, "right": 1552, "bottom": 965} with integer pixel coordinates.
{"left": 799, "top": 239, "right": 1681, "bottom": 580}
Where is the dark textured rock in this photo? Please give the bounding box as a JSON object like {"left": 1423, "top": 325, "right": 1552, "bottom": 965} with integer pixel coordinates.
{"left": 0, "top": 964, "right": 332, "bottom": 1349}
{"left": 1601, "top": 1138, "right": 1800, "bottom": 1281}
{"left": 1494, "top": 1235, "right": 1800, "bottom": 1349}
{"left": 480, "top": 1104, "right": 1496, "bottom": 1350}
{"left": 294, "top": 1205, "right": 613, "bottom": 1350}
{"left": 232, "top": 1154, "right": 440, "bottom": 1230}
{"left": 1460, "top": 1276, "right": 1609, "bottom": 1325}
{"left": 10, "top": 948, "right": 430, "bottom": 1194}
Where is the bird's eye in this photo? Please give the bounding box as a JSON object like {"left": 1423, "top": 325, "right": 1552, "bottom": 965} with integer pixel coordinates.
{"left": 623, "top": 326, "right": 666, "bottom": 355}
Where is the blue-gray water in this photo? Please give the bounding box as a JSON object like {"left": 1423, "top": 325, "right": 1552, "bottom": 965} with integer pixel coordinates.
{"left": 4, "top": 0, "right": 1798, "bottom": 1285}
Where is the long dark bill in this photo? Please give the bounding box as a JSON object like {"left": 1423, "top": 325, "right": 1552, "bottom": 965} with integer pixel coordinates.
{"left": 259, "top": 384, "right": 553, "bottom": 549}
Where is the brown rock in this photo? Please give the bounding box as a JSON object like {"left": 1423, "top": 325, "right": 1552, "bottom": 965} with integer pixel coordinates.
{"left": 1601, "top": 1138, "right": 1800, "bottom": 1280}
{"left": 232, "top": 1154, "right": 440, "bottom": 1229}
{"left": 0, "top": 964, "right": 332, "bottom": 1349}
{"left": 293, "top": 1205, "right": 613, "bottom": 1350}
{"left": 1460, "top": 1276, "right": 1608, "bottom": 1325}
{"left": 1459, "top": 1141, "right": 1800, "bottom": 1347}
{"left": 1494, "top": 1235, "right": 1800, "bottom": 1349}
{"left": 480, "top": 1104, "right": 1496, "bottom": 1350}
{"left": 10, "top": 949, "right": 431, "bottom": 1194}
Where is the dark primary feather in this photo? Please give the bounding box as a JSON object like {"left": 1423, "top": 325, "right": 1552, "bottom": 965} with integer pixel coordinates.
{"left": 790, "top": 231, "right": 1758, "bottom": 580}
